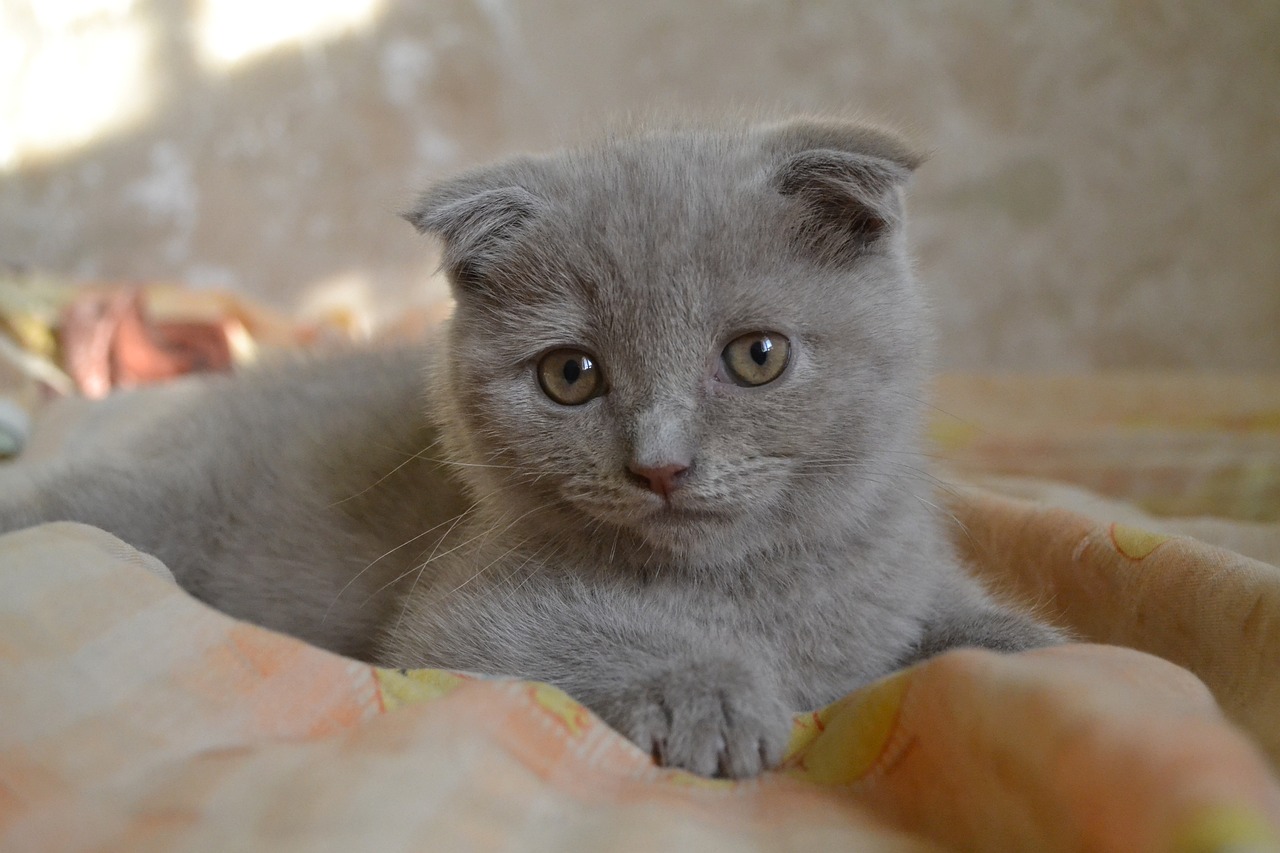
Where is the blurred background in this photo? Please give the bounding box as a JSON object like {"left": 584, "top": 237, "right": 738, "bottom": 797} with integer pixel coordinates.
{"left": 1, "top": 0, "right": 1277, "bottom": 371}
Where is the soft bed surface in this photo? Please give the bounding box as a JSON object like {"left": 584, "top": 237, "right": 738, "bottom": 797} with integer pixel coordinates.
{"left": 2, "top": 505, "right": 1278, "bottom": 851}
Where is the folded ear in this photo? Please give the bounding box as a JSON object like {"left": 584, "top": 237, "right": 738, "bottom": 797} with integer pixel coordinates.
{"left": 763, "top": 119, "right": 924, "bottom": 262}
{"left": 403, "top": 160, "right": 548, "bottom": 291}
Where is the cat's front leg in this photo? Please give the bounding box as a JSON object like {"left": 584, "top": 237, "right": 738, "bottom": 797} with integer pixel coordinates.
{"left": 379, "top": 575, "right": 791, "bottom": 778}
{"left": 900, "top": 573, "right": 1066, "bottom": 667}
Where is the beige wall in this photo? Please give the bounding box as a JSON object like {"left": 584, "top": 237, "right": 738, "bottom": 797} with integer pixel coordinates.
{"left": 2, "top": 1, "right": 1277, "bottom": 370}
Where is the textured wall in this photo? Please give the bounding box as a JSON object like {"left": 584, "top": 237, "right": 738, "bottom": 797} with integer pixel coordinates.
{"left": 2, "top": 1, "right": 1277, "bottom": 369}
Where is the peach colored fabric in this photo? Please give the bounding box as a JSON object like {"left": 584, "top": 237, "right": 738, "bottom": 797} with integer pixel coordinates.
{"left": 931, "top": 373, "right": 1280, "bottom": 525}
{"left": 946, "top": 486, "right": 1280, "bottom": 772}
{"left": 2, "top": 521, "right": 1277, "bottom": 852}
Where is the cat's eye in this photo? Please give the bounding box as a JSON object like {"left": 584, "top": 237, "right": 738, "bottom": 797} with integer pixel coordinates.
{"left": 537, "top": 348, "right": 604, "bottom": 405}
{"left": 721, "top": 332, "right": 790, "bottom": 387}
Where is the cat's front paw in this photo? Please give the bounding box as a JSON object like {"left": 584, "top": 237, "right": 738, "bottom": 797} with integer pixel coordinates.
{"left": 594, "top": 659, "right": 791, "bottom": 779}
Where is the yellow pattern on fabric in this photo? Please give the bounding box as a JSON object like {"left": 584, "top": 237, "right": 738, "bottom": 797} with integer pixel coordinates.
{"left": 374, "top": 668, "right": 468, "bottom": 711}
{"left": 927, "top": 418, "right": 981, "bottom": 451}
{"left": 528, "top": 681, "right": 593, "bottom": 737}
{"left": 784, "top": 670, "right": 912, "bottom": 785}
{"left": 1110, "top": 523, "right": 1171, "bottom": 560}
{"left": 1171, "top": 804, "right": 1280, "bottom": 853}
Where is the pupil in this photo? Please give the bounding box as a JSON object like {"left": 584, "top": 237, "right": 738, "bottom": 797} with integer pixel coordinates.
{"left": 562, "top": 359, "right": 582, "bottom": 384}
{"left": 750, "top": 338, "right": 771, "bottom": 366}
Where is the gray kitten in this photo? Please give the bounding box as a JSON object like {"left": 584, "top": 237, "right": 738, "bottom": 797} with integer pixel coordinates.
{"left": 0, "top": 119, "right": 1060, "bottom": 778}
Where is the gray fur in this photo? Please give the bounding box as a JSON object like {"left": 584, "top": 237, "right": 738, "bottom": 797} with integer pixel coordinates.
{"left": 0, "top": 119, "right": 1061, "bottom": 778}
{"left": 0, "top": 350, "right": 467, "bottom": 660}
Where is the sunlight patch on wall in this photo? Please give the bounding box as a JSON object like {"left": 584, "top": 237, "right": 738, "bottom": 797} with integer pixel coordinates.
{"left": 0, "top": 0, "right": 154, "bottom": 169}
{"left": 196, "top": 0, "right": 385, "bottom": 70}
{"left": 296, "top": 271, "right": 378, "bottom": 339}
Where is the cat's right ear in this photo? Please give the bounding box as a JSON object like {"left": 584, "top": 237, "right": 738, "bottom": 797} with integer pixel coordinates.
{"left": 403, "top": 163, "right": 548, "bottom": 291}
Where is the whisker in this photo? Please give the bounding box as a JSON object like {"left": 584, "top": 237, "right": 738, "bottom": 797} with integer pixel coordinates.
{"left": 607, "top": 525, "right": 620, "bottom": 570}
{"left": 403, "top": 503, "right": 555, "bottom": 599}
{"left": 889, "top": 388, "right": 991, "bottom": 437}
{"left": 386, "top": 508, "right": 479, "bottom": 619}
{"left": 498, "top": 537, "right": 566, "bottom": 604}
{"left": 395, "top": 451, "right": 578, "bottom": 476}
{"left": 322, "top": 504, "right": 483, "bottom": 624}
{"left": 459, "top": 529, "right": 550, "bottom": 597}
{"left": 395, "top": 530, "right": 539, "bottom": 631}
{"left": 912, "top": 493, "right": 979, "bottom": 552}
{"left": 329, "top": 435, "right": 447, "bottom": 507}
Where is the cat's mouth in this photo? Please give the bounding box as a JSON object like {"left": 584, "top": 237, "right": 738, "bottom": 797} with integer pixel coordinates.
{"left": 563, "top": 484, "right": 745, "bottom": 534}
{"left": 643, "top": 502, "right": 732, "bottom": 526}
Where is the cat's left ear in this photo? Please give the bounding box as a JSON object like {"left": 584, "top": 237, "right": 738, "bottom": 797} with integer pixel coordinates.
{"left": 763, "top": 119, "right": 925, "bottom": 261}
{"left": 403, "top": 159, "right": 548, "bottom": 291}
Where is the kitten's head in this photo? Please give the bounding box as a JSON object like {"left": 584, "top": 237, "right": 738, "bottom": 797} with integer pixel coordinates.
{"left": 407, "top": 118, "right": 930, "bottom": 572}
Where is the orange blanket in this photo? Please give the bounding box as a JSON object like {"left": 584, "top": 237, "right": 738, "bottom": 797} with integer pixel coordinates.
{"left": 1, "top": 498, "right": 1277, "bottom": 851}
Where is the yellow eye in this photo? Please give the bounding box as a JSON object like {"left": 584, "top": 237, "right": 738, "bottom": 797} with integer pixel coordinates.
{"left": 721, "top": 332, "right": 790, "bottom": 387}
{"left": 537, "top": 348, "right": 604, "bottom": 405}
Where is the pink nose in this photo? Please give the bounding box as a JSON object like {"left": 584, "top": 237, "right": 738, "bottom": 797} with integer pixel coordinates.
{"left": 627, "top": 462, "right": 690, "bottom": 499}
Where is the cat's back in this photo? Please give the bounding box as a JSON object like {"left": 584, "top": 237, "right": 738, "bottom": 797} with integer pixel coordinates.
{"left": 0, "top": 344, "right": 470, "bottom": 658}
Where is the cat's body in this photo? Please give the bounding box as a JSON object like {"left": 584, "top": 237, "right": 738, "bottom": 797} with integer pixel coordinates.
{"left": 0, "top": 119, "right": 1061, "bottom": 777}
{"left": 0, "top": 349, "right": 464, "bottom": 659}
